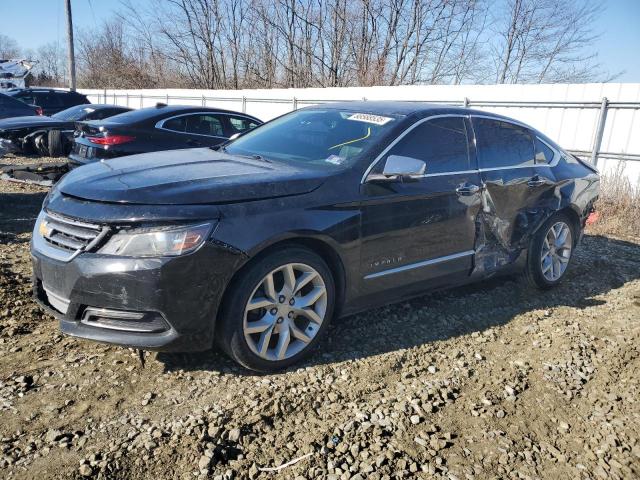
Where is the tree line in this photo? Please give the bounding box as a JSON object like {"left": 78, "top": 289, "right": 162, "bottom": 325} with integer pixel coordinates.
{"left": 3, "top": 0, "right": 614, "bottom": 90}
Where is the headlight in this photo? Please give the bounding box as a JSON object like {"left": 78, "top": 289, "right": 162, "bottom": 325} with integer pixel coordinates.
{"left": 99, "top": 223, "right": 214, "bottom": 257}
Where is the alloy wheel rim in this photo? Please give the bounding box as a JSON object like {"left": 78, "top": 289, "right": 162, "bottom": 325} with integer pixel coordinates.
{"left": 243, "top": 263, "right": 327, "bottom": 361}
{"left": 541, "top": 221, "right": 572, "bottom": 282}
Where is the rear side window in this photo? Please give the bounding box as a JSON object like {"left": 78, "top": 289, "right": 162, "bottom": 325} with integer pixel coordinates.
{"left": 64, "top": 93, "right": 88, "bottom": 106}
{"left": 184, "top": 114, "right": 225, "bottom": 137}
{"left": 535, "top": 138, "right": 555, "bottom": 164}
{"left": 383, "top": 117, "right": 470, "bottom": 174}
{"left": 473, "top": 118, "right": 535, "bottom": 169}
{"left": 37, "top": 92, "right": 62, "bottom": 108}
{"left": 12, "top": 92, "right": 37, "bottom": 105}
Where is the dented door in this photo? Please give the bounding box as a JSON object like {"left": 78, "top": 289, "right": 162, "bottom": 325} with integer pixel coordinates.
{"left": 471, "top": 116, "right": 554, "bottom": 273}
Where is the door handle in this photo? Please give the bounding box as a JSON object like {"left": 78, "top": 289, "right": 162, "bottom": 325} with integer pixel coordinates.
{"left": 455, "top": 183, "right": 480, "bottom": 196}
{"left": 186, "top": 139, "right": 202, "bottom": 146}
{"left": 527, "top": 176, "right": 545, "bottom": 187}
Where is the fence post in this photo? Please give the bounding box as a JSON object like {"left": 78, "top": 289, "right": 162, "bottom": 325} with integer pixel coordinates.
{"left": 292, "top": 97, "right": 298, "bottom": 110}
{"left": 140, "top": 94, "right": 143, "bottom": 108}
{"left": 463, "top": 97, "right": 470, "bottom": 108}
{"left": 591, "top": 97, "right": 608, "bottom": 166}
{"left": 126, "top": 93, "right": 129, "bottom": 107}
{"left": 242, "top": 96, "right": 247, "bottom": 113}
{"left": 202, "top": 95, "right": 206, "bottom": 106}
{"left": 103, "top": 88, "right": 107, "bottom": 103}
{"left": 166, "top": 93, "right": 169, "bottom": 105}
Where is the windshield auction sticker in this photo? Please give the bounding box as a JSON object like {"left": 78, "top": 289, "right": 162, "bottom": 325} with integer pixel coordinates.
{"left": 347, "top": 113, "right": 394, "bottom": 125}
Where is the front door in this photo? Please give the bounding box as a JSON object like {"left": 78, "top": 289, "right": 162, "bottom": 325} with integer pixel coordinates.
{"left": 359, "top": 116, "right": 482, "bottom": 296}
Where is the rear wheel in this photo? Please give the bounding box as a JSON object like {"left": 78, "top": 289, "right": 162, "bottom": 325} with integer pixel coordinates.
{"left": 218, "top": 247, "right": 335, "bottom": 372}
{"left": 525, "top": 212, "right": 576, "bottom": 289}
{"left": 48, "top": 130, "right": 64, "bottom": 157}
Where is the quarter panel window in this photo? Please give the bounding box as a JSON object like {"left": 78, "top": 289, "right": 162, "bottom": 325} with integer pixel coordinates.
{"left": 162, "top": 116, "right": 187, "bottom": 132}
{"left": 535, "top": 138, "right": 555, "bottom": 164}
{"left": 228, "top": 116, "right": 260, "bottom": 134}
{"left": 383, "top": 117, "right": 470, "bottom": 174}
{"left": 473, "top": 118, "right": 535, "bottom": 169}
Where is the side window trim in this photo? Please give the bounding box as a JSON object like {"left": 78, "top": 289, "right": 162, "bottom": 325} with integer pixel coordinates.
{"left": 360, "top": 113, "right": 473, "bottom": 183}
{"left": 535, "top": 136, "right": 560, "bottom": 167}
{"left": 155, "top": 111, "right": 259, "bottom": 139}
{"left": 471, "top": 114, "right": 562, "bottom": 171}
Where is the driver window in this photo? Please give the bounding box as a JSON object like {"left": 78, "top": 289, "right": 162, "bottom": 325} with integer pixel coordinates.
{"left": 382, "top": 117, "right": 470, "bottom": 175}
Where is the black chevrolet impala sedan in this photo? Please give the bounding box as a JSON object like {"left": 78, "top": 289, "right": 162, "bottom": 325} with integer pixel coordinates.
{"left": 31, "top": 102, "right": 599, "bottom": 371}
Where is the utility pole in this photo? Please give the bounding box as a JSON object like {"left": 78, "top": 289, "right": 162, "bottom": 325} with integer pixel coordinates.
{"left": 64, "top": 0, "right": 76, "bottom": 91}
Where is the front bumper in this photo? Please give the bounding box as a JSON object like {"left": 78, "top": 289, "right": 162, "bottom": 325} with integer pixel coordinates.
{"left": 31, "top": 241, "right": 245, "bottom": 352}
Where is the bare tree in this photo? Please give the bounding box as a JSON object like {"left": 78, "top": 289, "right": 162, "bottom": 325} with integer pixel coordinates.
{"left": 0, "top": 34, "right": 20, "bottom": 59}
{"left": 59, "top": 0, "right": 611, "bottom": 89}
{"left": 491, "top": 0, "right": 607, "bottom": 84}
{"left": 34, "top": 42, "right": 67, "bottom": 87}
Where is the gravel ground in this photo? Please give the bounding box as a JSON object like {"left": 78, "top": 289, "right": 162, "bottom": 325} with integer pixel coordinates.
{"left": 1, "top": 156, "right": 639, "bottom": 480}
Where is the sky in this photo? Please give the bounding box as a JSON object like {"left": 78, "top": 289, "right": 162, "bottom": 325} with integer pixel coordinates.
{"left": 1, "top": 0, "right": 639, "bottom": 83}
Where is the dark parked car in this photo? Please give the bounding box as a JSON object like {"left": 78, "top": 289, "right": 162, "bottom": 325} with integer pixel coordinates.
{"left": 0, "top": 91, "right": 42, "bottom": 119}
{"left": 5, "top": 88, "right": 90, "bottom": 116}
{"left": 31, "top": 102, "right": 599, "bottom": 371}
{"left": 0, "top": 104, "right": 131, "bottom": 157}
{"left": 68, "top": 104, "right": 262, "bottom": 167}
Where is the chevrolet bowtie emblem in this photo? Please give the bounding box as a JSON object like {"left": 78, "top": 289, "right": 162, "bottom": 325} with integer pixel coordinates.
{"left": 39, "top": 220, "right": 52, "bottom": 237}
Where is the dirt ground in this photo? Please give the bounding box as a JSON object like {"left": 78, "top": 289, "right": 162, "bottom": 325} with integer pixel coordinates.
{"left": 1, "top": 156, "right": 639, "bottom": 480}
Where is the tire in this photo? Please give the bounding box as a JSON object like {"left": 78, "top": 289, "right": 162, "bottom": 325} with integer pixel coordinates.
{"left": 217, "top": 247, "right": 335, "bottom": 372}
{"left": 47, "top": 130, "right": 64, "bottom": 157}
{"left": 525, "top": 212, "right": 576, "bottom": 289}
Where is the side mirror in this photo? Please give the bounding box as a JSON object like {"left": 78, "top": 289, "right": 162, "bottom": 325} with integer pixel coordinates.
{"left": 367, "top": 155, "right": 426, "bottom": 182}
{"left": 228, "top": 133, "right": 241, "bottom": 141}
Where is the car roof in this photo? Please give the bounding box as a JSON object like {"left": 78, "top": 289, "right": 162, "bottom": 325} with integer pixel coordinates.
{"left": 81, "top": 104, "right": 129, "bottom": 110}
{"left": 148, "top": 104, "right": 259, "bottom": 117}
{"left": 95, "top": 104, "right": 261, "bottom": 125}
{"left": 311, "top": 100, "right": 548, "bottom": 136}
{"left": 310, "top": 100, "right": 520, "bottom": 120}
{"left": 5, "top": 87, "right": 86, "bottom": 95}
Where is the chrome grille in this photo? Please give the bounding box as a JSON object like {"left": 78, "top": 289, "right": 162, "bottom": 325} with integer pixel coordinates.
{"left": 34, "top": 211, "right": 109, "bottom": 261}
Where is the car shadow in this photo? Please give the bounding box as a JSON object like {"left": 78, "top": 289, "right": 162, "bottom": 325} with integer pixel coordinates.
{"left": 0, "top": 191, "right": 47, "bottom": 245}
{"left": 157, "top": 233, "right": 640, "bottom": 376}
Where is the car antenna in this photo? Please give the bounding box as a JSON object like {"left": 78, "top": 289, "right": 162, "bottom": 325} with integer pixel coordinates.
{"left": 155, "top": 102, "right": 167, "bottom": 108}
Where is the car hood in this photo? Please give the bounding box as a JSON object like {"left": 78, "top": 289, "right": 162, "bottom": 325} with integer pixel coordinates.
{"left": 0, "top": 115, "right": 64, "bottom": 130}
{"left": 57, "top": 148, "right": 328, "bottom": 205}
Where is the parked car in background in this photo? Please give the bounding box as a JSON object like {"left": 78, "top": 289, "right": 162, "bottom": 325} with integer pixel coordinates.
{"left": 4, "top": 88, "right": 90, "bottom": 116}
{"left": 68, "top": 104, "right": 262, "bottom": 167}
{"left": 31, "top": 102, "right": 599, "bottom": 371}
{"left": 0, "top": 92, "right": 42, "bottom": 119}
{"left": 0, "top": 104, "right": 131, "bottom": 157}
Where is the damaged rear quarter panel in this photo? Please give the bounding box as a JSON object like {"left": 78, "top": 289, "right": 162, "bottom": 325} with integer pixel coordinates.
{"left": 474, "top": 155, "right": 598, "bottom": 276}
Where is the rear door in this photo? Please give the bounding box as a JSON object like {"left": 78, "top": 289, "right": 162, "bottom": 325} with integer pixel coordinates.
{"left": 359, "top": 115, "right": 482, "bottom": 294}
{"left": 472, "top": 116, "right": 551, "bottom": 249}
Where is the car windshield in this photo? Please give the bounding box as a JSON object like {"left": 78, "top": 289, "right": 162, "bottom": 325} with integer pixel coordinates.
{"left": 52, "top": 105, "right": 94, "bottom": 121}
{"left": 225, "top": 109, "right": 400, "bottom": 169}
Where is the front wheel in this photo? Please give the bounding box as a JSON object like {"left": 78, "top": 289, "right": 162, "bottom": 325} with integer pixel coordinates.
{"left": 217, "top": 247, "right": 335, "bottom": 372}
{"left": 525, "top": 213, "right": 576, "bottom": 289}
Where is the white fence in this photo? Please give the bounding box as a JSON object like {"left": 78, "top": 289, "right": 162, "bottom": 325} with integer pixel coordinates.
{"left": 79, "top": 83, "right": 640, "bottom": 185}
